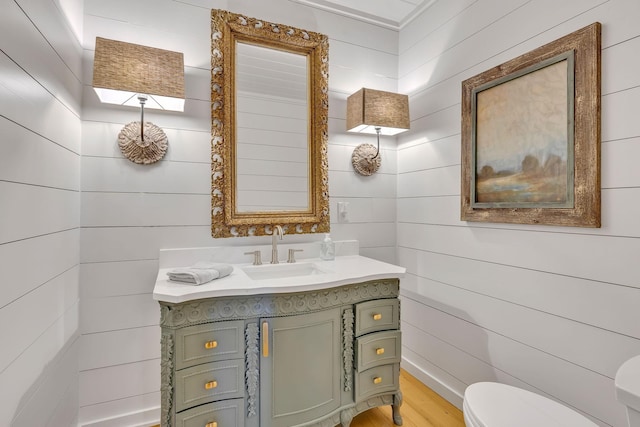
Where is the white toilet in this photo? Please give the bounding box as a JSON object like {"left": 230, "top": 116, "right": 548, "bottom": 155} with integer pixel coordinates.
{"left": 616, "top": 355, "right": 640, "bottom": 426}
{"left": 462, "top": 355, "right": 640, "bottom": 427}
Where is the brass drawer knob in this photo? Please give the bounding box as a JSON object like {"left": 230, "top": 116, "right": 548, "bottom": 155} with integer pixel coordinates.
{"left": 373, "top": 313, "right": 382, "bottom": 321}
{"left": 373, "top": 376, "right": 383, "bottom": 384}
{"left": 376, "top": 347, "right": 385, "bottom": 355}
{"left": 205, "top": 380, "right": 218, "bottom": 390}
{"left": 205, "top": 422, "right": 218, "bottom": 427}
{"left": 204, "top": 340, "right": 218, "bottom": 349}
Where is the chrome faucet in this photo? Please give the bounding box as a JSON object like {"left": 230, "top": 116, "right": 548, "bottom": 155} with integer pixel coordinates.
{"left": 270, "top": 225, "right": 284, "bottom": 264}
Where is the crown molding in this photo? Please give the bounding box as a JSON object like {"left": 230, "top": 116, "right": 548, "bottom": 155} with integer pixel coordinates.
{"left": 289, "top": 0, "right": 437, "bottom": 31}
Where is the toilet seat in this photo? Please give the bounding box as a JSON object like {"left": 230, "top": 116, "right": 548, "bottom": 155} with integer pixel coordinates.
{"left": 615, "top": 355, "right": 640, "bottom": 427}
{"left": 463, "top": 382, "right": 598, "bottom": 427}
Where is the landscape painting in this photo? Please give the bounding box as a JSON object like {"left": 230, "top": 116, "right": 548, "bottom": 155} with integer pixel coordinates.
{"left": 474, "top": 58, "right": 573, "bottom": 207}
{"left": 460, "top": 22, "right": 601, "bottom": 227}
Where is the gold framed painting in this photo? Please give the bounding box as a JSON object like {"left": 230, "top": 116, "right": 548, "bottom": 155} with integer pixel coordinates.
{"left": 461, "top": 23, "right": 601, "bottom": 227}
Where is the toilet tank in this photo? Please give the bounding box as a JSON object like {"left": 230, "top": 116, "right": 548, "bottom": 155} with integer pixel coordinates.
{"left": 615, "top": 355, "right": 640, "bottom": 427}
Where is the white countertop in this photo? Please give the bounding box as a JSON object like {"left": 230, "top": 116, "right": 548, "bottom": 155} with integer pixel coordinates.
{"left": 153, "top": 255, "right": 405, "bottom": 303}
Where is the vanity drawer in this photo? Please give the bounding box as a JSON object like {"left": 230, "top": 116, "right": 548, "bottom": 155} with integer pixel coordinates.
{"left": 175, "top": 359, "right": 245, "bottom": 412}
{"left": 356, "top": 330, "right": 401, "bottom": 372}
{"left": 175, "top": 320, "right": 244, "bottom": 370}
{"left": 175, "top": 398, "right": 244, "bottom": 427}
{"left": 354, "top": 299, "right": 399, "bottom": 337}
{"left": 355, "top": 363, "right": 400, "bottom": 401}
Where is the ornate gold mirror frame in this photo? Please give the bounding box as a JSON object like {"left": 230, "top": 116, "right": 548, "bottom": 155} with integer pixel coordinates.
{"left": 211, "top": 9, "right": 330, "bottom": 238}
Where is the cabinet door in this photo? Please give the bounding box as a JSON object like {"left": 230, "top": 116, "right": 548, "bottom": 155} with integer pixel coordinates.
{"left": 260, "top": 308, "right": 341, "bottom": 427}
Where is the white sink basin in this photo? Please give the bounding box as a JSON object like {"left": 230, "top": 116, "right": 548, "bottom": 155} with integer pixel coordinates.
{"left": 242, "top": 262, "right": 329, "bottom": 281}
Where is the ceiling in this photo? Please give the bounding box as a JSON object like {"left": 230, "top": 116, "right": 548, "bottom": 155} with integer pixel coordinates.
{"left": 291, "top": 0, "right": 436, "bottom": 30}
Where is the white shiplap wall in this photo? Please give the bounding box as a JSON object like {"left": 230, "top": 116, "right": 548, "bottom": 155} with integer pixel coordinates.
{"left": 397, "top": 0, "right": 640, "bottom": 426}
{"left": 0, "top": 0, "right": 82, "bottom": 426}
{"left": 5, "top": 0, "right": 639, "bottom": 425}
{"left": 78, "top": 0, "right": 398, "bottom": 425}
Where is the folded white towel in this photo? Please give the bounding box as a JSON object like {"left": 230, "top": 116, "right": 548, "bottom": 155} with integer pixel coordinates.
{"left": 167, "top": 262, "right": 233, "bottom": 285}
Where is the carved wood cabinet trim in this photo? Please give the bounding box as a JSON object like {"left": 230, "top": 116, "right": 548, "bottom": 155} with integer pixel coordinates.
{"left": 343, "top": 308, "right": 354, "bottom": 392}
{"left": 244, "top": 322, "right": 259, "bottom": 418}
{"left": 159, "top": 278, "right": 401, "bottom": 427}
{"left": 160, "top": 279, "right": 400, "bottom": 328}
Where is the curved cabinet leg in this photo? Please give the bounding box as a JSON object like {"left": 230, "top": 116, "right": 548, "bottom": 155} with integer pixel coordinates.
{"left": 392, "top": 391, "right": 403, "bottom": 426}
{"left": 340, "top": 408, "right": 355, "bottom": 427}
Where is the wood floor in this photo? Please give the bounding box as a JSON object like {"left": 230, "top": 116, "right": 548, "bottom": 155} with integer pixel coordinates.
{"left": 349, "top": 369, "right": 465, "bottom": 427}
{"left": 152, "top": 369, "right": 465, "bottom": 427}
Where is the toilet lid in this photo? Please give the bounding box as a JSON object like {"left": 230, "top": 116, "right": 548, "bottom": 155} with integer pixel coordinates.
{"left": 463, "top": 382, "right": 598, "bottom": 427}
{"left": 615, "top": 354, "right": 640, "bottom": 410}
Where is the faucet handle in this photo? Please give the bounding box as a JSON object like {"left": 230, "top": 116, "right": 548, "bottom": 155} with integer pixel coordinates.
{"left": 270, "top": 224, "right": 284, "bottom": 236}
{"left": 287, "top": 249, "right": 303, "bottom": 263}
{"left": 244, "top": 250, "right": 262, "bottom": 265}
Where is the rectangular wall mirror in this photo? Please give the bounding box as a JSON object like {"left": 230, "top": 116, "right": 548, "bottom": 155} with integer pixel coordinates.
{"left": 211, "top": 10, "right": 330, "bottom": 238}
{"left": 235, "top": 42, "right": 309, "bottom": 213}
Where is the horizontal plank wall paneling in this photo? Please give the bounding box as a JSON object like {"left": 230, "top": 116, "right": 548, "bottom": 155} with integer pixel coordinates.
{"left": 10, "top": 331, "right": 80, "bottom": 427}
{"left": 0, "top": 266, "right": 79, "bottom": 374}
{"left": 397, "top": 0, "right": 640, "bottom": 426}
{"left": 397, "top": 246, "right": 640, "bottom": 340}
{"left": 398, "top": 223, "right": 640, "bottom": 287}
{"left": 80, "top": 260, "right": 159, "bottom": 298}
{"left": 80, "top": 326, "right": 160, "bottom": 371}
{"left": 0, "top": 290, "right": 80, "bottom": 425}
{"left": 79, "top": 0, "right": 399, "bottom": 424}
{"left": 0, "top": 1, "right": 82, "bottom": 425}
{"left": 81, "top": 192, "right": 210, "bottom": 227}
{"left": 1, "top": 0, "right": 83, "bottom": 116}
{"left": 0, "top": 229, "right": 79, "bottom": 309}
{"left": 400, "top": 273, "right": 640, "bottom": 380}
{"left": 79, "top": 359, "right": 160, "bottom": 408}
{"left": 78, "top": 392, "right": 161, "bottom": 427}
{"left": 81, "top": 120, "right": 211, "bottom": 162}
{"left": 0, "top": 118, "right": 80, "bottom": 190}
{"left": 81, "top": 293, "right": 159, "bottom": 334}
{"left": 0, "top": 182, "right": 79, "bottom": 244}
{"left": 0, "top": 52, "right": 81, "bottom": 154}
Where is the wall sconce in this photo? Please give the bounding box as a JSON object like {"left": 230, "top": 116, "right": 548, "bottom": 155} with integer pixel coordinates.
{"left": 92, "top": 37, "right": 185, "bottom": 164}
{"left": 346, "top": 88, "right": 410, "bottom": 176}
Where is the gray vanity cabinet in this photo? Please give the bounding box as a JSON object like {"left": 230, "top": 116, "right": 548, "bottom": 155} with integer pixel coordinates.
{"left": 260, "top": 308, "right": 342, "bottom": 427}
{"left": 159, "top": 278, "right": 402, "bottom": 427}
